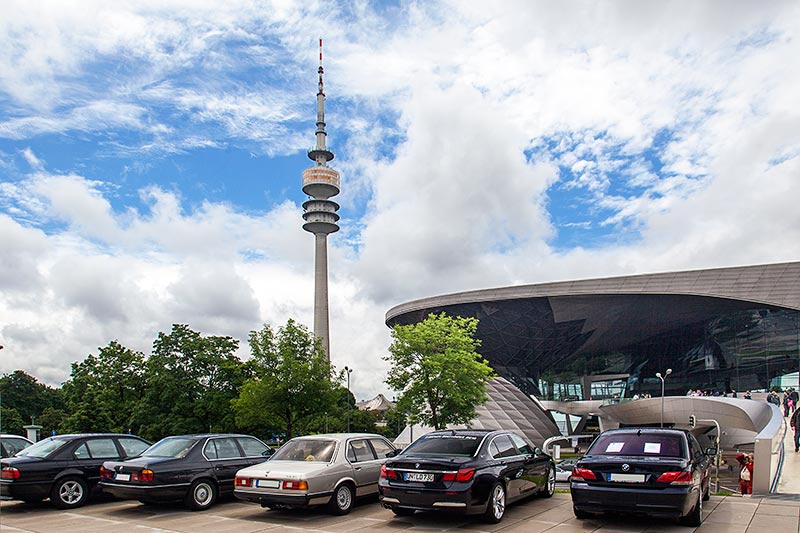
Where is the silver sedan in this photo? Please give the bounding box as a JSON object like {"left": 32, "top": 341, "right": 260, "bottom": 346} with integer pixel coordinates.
{"left": 233, "top": 433, "right": 398, "bottom": 515}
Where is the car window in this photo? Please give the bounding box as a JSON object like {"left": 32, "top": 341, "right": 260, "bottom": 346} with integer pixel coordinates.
{"left": 688, "top": 435, "right": 704, "bottom": 459}
{"left": 142, "top": 437, "right": 196, "bottom": 458}
{"left": 509, "top": 434, "right": 533, "bottom": 455}
{"left": 589, "top": 433, "right": 686, "bottom": 458}
{"left": 118, "top": 438, "right": 149, "bottom": 457}
{"left": 85, "top": 438, "right": 120, "bottom": 459}
{"left": 272, "top": 439, "right": 336, "bottom": 462}
{"left": 402, "top": 434, "right": 482, "bottom": 457}
{"left": 489, "top": 435, "right": 517, "bottom": 459}
{"left": 236, "top": 437, "right": 270, "bottom": 457}
{"left": 369, "top": 438, "right": 396, "bottom": 459}
{"left": 2, "top": 438, "right": 31, "bottom": 456}
{"left": 19, "top": 437, "right": 67, "bottom": 458}
{"left": 74, "top": 443, "right": 91, "bottom": 459}
{"left": 205, "top": 438, "right": 243, "bottom": 460}
{"left": 347, "top": 439, "right": 377, "bottom": 463}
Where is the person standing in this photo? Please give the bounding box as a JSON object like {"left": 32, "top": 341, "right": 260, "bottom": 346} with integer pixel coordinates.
{"left": 791, "top": 388, "right": 799, "bottom": 412}
{"left": 784, "top": 391, "right": 791, "bottom": 417}
{"left": 791, "top": 407, "right": 800, "bottom": 452}
{"left": 737, "top": 453, "right": 753, "bottom": 495}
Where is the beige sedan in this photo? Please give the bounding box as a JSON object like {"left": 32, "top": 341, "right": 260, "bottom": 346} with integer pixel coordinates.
{"left": 234, "top": 433, "right": 398, "bottom": 515}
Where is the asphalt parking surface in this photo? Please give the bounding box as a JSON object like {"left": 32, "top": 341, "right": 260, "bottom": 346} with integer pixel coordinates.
{"left": 2, "top": 492, "right": 798, "bottom": 533}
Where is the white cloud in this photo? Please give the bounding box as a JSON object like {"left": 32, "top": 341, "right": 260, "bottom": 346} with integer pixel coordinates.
{"left": 1, "top": 1, "right": 800, "bottom": 402}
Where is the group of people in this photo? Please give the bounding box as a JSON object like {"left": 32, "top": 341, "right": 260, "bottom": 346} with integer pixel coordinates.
{"left": 780, "top": 388, "right": 800, "bottom": 417}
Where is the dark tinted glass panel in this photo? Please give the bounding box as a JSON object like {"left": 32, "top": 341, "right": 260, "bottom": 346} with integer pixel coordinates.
{"left": 404, "top": 434, "right": 481, "bottom": 457}
{"left": 589, "top": 433, "right": 685, "bottom": 458}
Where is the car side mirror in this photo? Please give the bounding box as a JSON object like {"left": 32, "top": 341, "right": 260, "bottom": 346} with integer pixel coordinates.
{"left": 387, "top": 450, "right": 399, "bottom": 458}
{"left": 705, "top": 447, "right": 718, "bottom": 455}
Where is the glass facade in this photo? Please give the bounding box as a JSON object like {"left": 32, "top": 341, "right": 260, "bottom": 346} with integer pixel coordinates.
{"left": 389, "top": 294, "right": 800, "bottom": 401}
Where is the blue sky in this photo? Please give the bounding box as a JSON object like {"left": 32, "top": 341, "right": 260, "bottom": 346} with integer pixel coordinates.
{"left": 1, "top": 1, "right": 799, "bottom": 399}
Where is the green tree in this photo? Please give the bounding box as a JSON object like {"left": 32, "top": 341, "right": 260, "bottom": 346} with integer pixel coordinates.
{"left": 61, "top": 341, "right": 146, "bottom": 433}
{"left": 385, "top": 313, "right": 494, "bottom": 429}
{"left": 0, "top": 406, "right": 25, "bottom": 434}
{"left": 233, "top": 319, "right": 338, "bottom": 439}
{"left": 136, "top": 324, "right": 245, "bottom": 440}
{"left": 0, "top": 370, "right": 65, "bottom": 426}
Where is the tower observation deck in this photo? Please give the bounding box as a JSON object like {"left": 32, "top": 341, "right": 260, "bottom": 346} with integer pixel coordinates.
{"left": 302, "top": 39, "right": 339, "bottom": 361}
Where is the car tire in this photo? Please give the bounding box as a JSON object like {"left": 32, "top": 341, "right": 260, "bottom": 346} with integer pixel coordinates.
{"left": 327, "top": 482, "right": 354, "bottom": 515}
{"left": 680, "top": 491, "right": 702, "bottom": 527}
{"left": 573, "top": 506, "right": 591, "bottom": 519}
{"left": 51, "top": 476, "right": 89, "bottom": 509}
{"left": 184, "top": 479, "right": 217, "bottom": 511}
{"left": 391, "top": 507, "right": 416, "bottom": 516}
{"left": 703, "top": 480, "right": 710, "bottom": 501}
{"left": 482, "top": 482, "right": 506, "bottom": 523}
{"left": 540, "top": 465, "right": 555, "bottom": 498}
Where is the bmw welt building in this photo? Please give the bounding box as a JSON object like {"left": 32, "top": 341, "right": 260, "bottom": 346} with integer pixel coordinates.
{"left": 387, "top": 262, "right": 800, "bottom": 403}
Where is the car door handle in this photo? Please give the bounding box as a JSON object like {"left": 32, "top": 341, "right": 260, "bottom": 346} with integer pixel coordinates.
{"left": 355, "top": 466, "right": 362, "bottom": 471}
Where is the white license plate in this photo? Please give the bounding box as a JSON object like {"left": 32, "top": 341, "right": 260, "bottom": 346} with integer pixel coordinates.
{"left": 405, "top": 472, "right": 434, "bottom": 482}
{"left": 114, "top": 473, "right": 130, "bottom": 482}
{"left": 256, "top": 479, "right": 280, "bottom": 489}
{"left": 609, "top": 473, "right": 645, "bottom": 483}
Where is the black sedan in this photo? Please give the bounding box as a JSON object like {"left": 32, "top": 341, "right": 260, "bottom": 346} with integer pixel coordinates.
{"left": 0, "top": 433, "right": 151, "bottom": 508}
{"left": 99, "top": 433, "right": 272, "bottom": 510}
{"left": 570, "top": 428, "right": 712, "bottom": 526}
{"left": 378, "top": 429, "right": 555, "bottom": 523}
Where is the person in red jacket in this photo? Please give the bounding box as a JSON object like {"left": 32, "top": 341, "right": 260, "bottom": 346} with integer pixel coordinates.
{"left": 736, "top": 453, "right": 754, "bottom": 495}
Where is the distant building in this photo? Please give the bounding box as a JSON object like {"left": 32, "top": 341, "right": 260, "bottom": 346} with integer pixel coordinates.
{"left": 355, "top": 394, "right": 394, "bottom": 413}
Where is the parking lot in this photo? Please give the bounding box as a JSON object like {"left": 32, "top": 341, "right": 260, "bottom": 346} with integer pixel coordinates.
{"left": 2, "top": 492, "right": 798, "bottom": 533}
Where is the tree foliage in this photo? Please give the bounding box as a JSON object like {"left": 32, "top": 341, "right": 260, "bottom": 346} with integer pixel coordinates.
{"left": 61, "top": 341, "right": 145, "bottom": 434}
{"left": 233, "top": 319, "right": 339, "bottom": 439}
{"left": 385, "top": 313, "right": 494, "bottom": 429}
{"left": 136, "top": 324, "right": 245, "bottom": 440}
{"left": 0, "top": 370, "right": 65, "bottom": 432}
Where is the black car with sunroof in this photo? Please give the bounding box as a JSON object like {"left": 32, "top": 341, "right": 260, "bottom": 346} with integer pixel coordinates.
{"left": 570, "top": 427, "right": 712, "bottom": 526}
{"left": 378, "top": 429, "right": 555, "bottom": 523}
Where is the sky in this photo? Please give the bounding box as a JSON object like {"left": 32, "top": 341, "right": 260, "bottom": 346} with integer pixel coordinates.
{"left": 1, "top": 0, "right": 799, "bottom": 401}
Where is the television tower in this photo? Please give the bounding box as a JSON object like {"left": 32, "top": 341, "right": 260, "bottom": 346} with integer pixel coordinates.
{"left": 302, "top": 38, "right": 340, "bottom": 361}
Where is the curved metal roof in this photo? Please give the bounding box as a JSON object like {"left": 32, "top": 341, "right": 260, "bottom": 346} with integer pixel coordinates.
{"left": 387, "top": 261, "right": 800, "bottom": 323}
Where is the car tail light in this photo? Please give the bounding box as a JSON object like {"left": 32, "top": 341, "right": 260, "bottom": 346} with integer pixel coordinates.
{"left": 442, "top": 467, "right": 475, "bottom": 482}
{"left": 380, "top": 465, "right": 397, "bottom": 480}
{"left": 99, "top": 466, "right": 113, "bottom": 479}
{"left": 571, "top": 467, "right": 597, "bottom": 482}
{"left": 657, "top": 471, "right": 693, "bottom": 485}
{"left": 1, "top": 467, "right": 20, "bottom": 480}
{"left": 282, "top": 480, "right": 308, "bottom": 490}
{"left": 235, "top": 476, "right": 251, "bottom": 487}
{"left": 131, "top": 469, "right": 154, "bottom": 482}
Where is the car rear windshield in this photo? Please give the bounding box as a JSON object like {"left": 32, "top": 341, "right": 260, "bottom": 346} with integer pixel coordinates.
{"left": 272, "top": 439, "right": 336, "bottom": 462}
{"left": 18, "top": 437, "right": 67, "bottom": 458}
{"left": 403, "top": 434, "right": 482, "bottom": 457}
{"left": 588, "top": 433, "right": 686, "bottom": 458}
{"left": 142, "top": 437, "right": 197, "bottom": 458}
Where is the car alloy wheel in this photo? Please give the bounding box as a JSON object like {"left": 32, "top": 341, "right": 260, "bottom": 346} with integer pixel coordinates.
{"left": 542, "top": 466, "right": 555, "bottom": 497}
{"left": 483, "top": 482, "right": 506, "bottom": 523}
{"left": 51, "top": 477, "right": 88, "bottom": 509}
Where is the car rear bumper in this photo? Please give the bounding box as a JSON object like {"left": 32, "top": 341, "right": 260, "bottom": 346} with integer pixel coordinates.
{"left": 0, "top": 480, "right": 50, "bottom": 501}
{"left": 378, "top": 486, "right": 486, "bottom": 515}
{"left": 570, "top": 482, "right": 696, "bottom": 517}
{"left": 98, "top": 481, "right": 189, "bottom": 503}
{"left": 234, "top": 488, "right": 332, "bottom": 509}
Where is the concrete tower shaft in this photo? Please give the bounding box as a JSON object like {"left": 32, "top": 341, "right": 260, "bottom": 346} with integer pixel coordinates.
{"left": 302, "top": 38, "right": 339, "bottom": 361}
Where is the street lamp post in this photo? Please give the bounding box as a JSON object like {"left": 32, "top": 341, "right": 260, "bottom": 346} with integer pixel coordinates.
{"left": 656, "top": 368, "right": 673, "bottom": 428}
{"left": 344, "top": 366, "right": 353, "bottom": 432}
